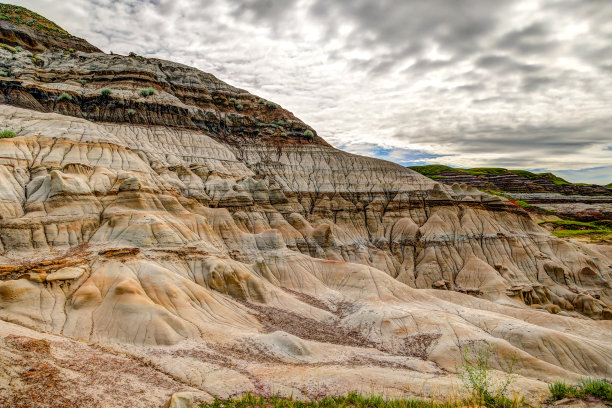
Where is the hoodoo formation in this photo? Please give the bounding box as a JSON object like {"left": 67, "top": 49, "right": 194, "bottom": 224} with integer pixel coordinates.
{"left": 0, "top": 4, "right": 610, "bottom": 407}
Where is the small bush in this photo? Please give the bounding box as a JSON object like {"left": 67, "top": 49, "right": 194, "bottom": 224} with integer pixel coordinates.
{"left": 140, "top": 87, "right": 155, "bottom": 97}
{"left": 304, "top": 129, "right": 314, "bottom": 140}
{"left": 14, "top": 45, "right": 22, "bottom": 52}
{"left": 57, "top": 92, "right": 72, "bottom": 102}
{"left": 0, "top": 129, "right": 16, "bottom": 139}
{"left": 127, "top": 109, "right": 136, "bottom": 116}
{"left": 266, "top": 101, "right": 278, "bottom": 109}
{"left": 276, "top": 120, "right": 284, "bottom": 126}
{"left": 77, "top": 79, "right": 87, "bottom": 85}
{"left": 0, "top": 70, "right": 7, "bottom": 77}
{"left": 229, "top": 97, "right": 236, "bottom": 103}
{"left": 0, "top": 43, "right": 17, "bottom": 53}
{"left": 549, "top": 381, "right": 579, "bottom": 401}
{"left": 236, "top": 104, "right": 243, "bottom": 111}
{"left": 100, "top": 88, "right": 112, "bottom": 97}
{"left": 258, "top": 98, "right": 264, "bottom": 104}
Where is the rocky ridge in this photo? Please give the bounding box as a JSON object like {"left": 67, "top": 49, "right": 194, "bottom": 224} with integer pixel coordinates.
{"left": 410, "top": 165, "right": 612, "bottom": 221}
{"left": 0, "top": 6, "right": 611, "bottom": 407}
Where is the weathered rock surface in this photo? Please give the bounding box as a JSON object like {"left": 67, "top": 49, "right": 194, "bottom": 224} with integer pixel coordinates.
{"left": 0, "top": 7, "right": 611, "bottom": 407}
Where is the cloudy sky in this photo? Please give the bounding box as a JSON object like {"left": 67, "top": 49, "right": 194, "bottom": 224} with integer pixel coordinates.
{"left": 12, "top": 0, "right": 612, "bottom": 184}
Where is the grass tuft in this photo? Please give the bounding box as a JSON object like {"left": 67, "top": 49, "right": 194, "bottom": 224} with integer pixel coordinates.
{"left": 139, "top": 87, "right": 156, "bottom": 97}
{"left": 57, "top": 92, "right": 72, "bottom": 101}
{"left": 0, "top": 129, "right": 16, "bottom": 139}
{"left": 100, "top": 88, "right": 112, "bottom": 97}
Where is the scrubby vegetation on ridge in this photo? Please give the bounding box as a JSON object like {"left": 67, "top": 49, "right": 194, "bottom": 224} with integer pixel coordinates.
{"left": 538, "top": 219, "right": 612, "bottom": 240}
{"left": 0, "top": 3, "right": 79, "bottom": 40}
{"left": 409, "top": 165, "right": 571, "bottom": 185}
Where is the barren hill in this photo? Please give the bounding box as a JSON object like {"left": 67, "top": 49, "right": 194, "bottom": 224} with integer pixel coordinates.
{"left": 0, "top": 5, "right": 611, "bottom": 407}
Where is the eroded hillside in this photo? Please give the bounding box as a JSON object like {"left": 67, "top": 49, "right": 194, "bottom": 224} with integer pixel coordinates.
{"left": 0, "top": 5, "right": 611, "bottom": 407}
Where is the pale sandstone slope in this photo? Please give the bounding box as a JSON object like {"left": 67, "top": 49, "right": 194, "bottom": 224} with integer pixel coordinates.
{"left": 0, "top": 7, "right": 611, "bottom": 406}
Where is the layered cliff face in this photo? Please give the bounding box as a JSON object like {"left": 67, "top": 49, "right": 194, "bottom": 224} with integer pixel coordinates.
{"left": 1, "top": 7, "right": 611, "bottom": 407}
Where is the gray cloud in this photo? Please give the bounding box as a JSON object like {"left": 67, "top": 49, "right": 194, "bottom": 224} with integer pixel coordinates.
{"left": 7, "top": 0, "right": 612, "bottom": 184}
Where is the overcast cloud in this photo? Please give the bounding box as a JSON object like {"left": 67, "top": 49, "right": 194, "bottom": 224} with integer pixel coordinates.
{"left": 10, "top": 0, "right": 612, "bottom": 184}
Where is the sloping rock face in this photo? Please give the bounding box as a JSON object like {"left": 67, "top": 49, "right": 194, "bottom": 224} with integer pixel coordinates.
{"left": 0, "top": 8, "right": 611, "bottom": 406}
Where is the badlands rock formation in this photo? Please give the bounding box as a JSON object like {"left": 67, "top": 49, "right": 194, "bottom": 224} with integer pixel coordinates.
{"left": 0, "top": 5, "right": 611, "bottom": 407}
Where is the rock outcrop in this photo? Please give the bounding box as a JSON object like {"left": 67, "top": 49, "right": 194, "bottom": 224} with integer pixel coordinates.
{"left": 0, "top": 6, "right": 611, "bottom": 407}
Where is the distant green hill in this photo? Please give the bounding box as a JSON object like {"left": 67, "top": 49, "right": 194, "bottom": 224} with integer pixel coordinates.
{"left": 409, "top": 165, "right": 571, "bottom": 185}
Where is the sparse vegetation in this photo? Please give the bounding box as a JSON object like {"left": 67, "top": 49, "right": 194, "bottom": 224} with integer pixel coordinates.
{"left": 236, "top": 104, "right": 243, "bottom": 111}
{"left": 538, "top": 219, "right": 612, "bottom": 240}
{"left": 0, "top": 129, "right": 16, "bottom": 139}
{"left": 14, "top": 45, "right": 22, "bottom": 52}
{"left": 548, "top": 378, "right": 611, "bottom": 402}
{"left": 265, "top": 101, "right": 278, "bottom": 109}
{"left": 276, "top": 120, "right": 284, "bottom": 126}
{"left": 0, "top": 70, "right": 7, "bottom": 77}
{"left": 0, "top": 4, "right": 80, "bottom": 40}
{"left": 77, "top": 79, "right": 87, "bottom": 85}
{"left": 127, "top": 109, "right": 136, "bottom": 116}
{"left": 139, "top": 87, "right": 155, "bottom": 97}
{"left": 304, "top": 129, "right": 314, "bottom": 140}
{"left": 57, "top": 92, "right": 72, "bottom": 101}
{"left": 199, "top": 391, "right": 469, "bottom": 408}
{"left": 229, "top": 97, "right": 236, "bottom": 103}
{"left": 457, "top": 342, "right": 521, "bottom": 408}
{"left": 409, "top": 165, "right": 571, "bottom": 186}
{"left": 100, "top": 88, "right": 112, "bottom": 97}
{"left": 258, "top": 98, "right": 264, "bottom": 104}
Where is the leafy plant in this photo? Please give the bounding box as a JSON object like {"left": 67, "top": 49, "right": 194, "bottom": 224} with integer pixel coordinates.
{"left": 57, "top": 92, "right": 72, "bottom": 101}
{"left": 304, "top": 129, "right": 314, "bottom": 140}
{"left": 0, "top": 129, "right": 16, "bottom": 139}
{"left": 457, "top": 342, "right": 521, "bottom": 408}
{"left": 140, "top": 87, "right": 156, "bottom": 97}
{"left": 100, "top": 88, "right": 112, "bottom": 97}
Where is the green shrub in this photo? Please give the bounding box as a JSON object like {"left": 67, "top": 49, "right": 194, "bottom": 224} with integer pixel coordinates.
{"left": 0, "top": 43, "right": 17, "bottom": 53}
{"left": 580, "top": 378, "right": 612, "bottom": 401}
{"left": 549, "top": 381, "right": 579, "bottom": 401}
{"left": 0, "top": 70, "right": 7, "bottom": 77}
{"left": 276, "top": 120, "right": 284, "bottom": 126}
{"left": 265, "top": 101, "right": 278, "bottom": 109}
{"left": 458, "top": 342, "right": 520, "bottom": 408}
{"left": 257, "top": 98, "right": 264, "bottom": 104}
{"left": 304, "top": 129, "right": 314, "bottom": 140}
{"left": 14, "top": 45, "right": 22, "bottom": 52}
{"left": 140, "top": 87, "right": 155, "bottom": 97}
{"left": 0, "top": 129, "right": 16, "bottom": 138}
{"left": 229, "top": 97, "right": 236, "bottom": 103}
{"left": 127, "top": 109, "right": 136, "bottom": 116}
{"left": 77, "top": 79, "right": 87, "bottom": 85}
{"left": 57, "top": 92, "right": 72, "bottom": 101}
{"left": 100, "top": 88, "right": 112, "bottom": 97}
{"left": 236, "top": 104, "right": 243, "bottom": 111}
